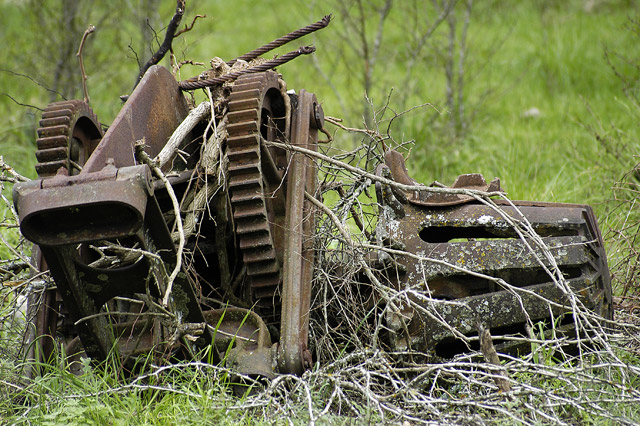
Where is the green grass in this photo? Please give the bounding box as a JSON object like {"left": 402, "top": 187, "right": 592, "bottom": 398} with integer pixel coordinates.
{"left": 0, "top": 356, "right": 253, "bottom": 425}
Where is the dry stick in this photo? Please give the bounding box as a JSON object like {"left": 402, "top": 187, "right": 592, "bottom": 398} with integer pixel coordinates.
{"left": 266, "top": 140, "right": 502, "bottom": 197}
{"left": 304, "top": 190, "right": 402, "bottom": 328}
{"left": 133, "top": 0, "right": 185, "bottom": 91}
{"left": 0, "top": 156, "right": 29, "bottom": 183}
{"left": 1, "top": 93, "right": 43, "bottom": 111}
{"left": 74, "top": 310, "right": 168, "bottom": 326}
{"left": 76, "top": 25, "right": 95, "bottom": 104}
{"left": 0, "top": 68, "right": 65, "bottom": 99}
{"left": 306, "top": 163, "right": 578, "bottom": 347}
{"left": 175, "top": 14, "right": 206, "bottom": 37}
{"left": 477, "top": 323, "right": 512, "bottom": 393}
{"left": 0, "top": 182, "right": 38, "bottom": 274}
{"left": 0, "top": 186, "right": 21, "bottom": 227}
{"left": 134, "top": 139, "right": 184, "bottom": 307}
{"left": 325, "top": 115, "right": 380, "bottom": 139}
{"left": 0, "top": 260, "right": 31, "bottom": 275}
{"left": 335, "top": 183, "right": 369, "bottom": 238}
{"left": 154, "top": 101, "right": 211, "bottom": 169}
{"left": 0, "top": 232, "right": 37, "bottom": 274}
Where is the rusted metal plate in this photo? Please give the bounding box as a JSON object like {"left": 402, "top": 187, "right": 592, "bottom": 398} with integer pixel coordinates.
{"left": 415, "top": 235, "right": 589, "bottom": 277}
{"left": 203, "top": 308, "right": 274, "bottom": 379}
{"left": 82, "top": 65, "right": 189, "bottom": 173}
{"left": 394, "top": 274, "right": 602, "bottom": 356}
{"left": 383, "top": 149, "right": 502, "bottom": 207}
{"left": 418, "top": 202, "right": 593, "bottom": 236}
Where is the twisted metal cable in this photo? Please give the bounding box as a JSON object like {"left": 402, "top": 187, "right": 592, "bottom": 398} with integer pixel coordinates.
{"left": 227, "top": 15, "right": 331, "bottom": 66}
{"left": 179, "top": 46, "right": 316, "bottom": 91}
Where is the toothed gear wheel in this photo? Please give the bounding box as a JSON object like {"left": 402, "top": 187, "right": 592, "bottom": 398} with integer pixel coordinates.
{"left": 35, "top": 100, "right": 103, "bottom": 178}
{"left": 28, "top": 100, "right": 103, "bottom": 364}
{"left": 226, "top": 71, "right": 288, "bottom": 312}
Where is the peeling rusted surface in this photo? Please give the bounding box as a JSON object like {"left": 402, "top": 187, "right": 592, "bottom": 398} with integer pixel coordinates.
{"left": 15, "top": 164, "right": 151, "bottom": 246}
{"left": 14, "top": 163, "right": 210, "bottom": 360}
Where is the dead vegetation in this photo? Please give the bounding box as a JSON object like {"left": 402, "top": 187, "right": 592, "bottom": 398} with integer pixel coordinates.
{"left": 1, "top": 2, "right": 640, "bottom": 424}
{"left": 2, "top": 103, "right": 640, "bottom": 423}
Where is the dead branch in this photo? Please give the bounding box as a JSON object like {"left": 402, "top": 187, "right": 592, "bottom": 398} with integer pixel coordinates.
{"left": 0, "top": 68, "right": 65, "bottom": 99}
{"left": 477, "top": 323, "right": 512, "bottom": 393}
{"left": 134, "top": 138, "right": 184, "bottom": 307}
{"left": 1, "top": 93, "right": 44, "bottom": 112}
{"left": 265, "top": 139, "right": 503, "bottom": 198}
{"left": 325, "top": 115, "right": 380, "bottom": 138}
{"left": 134, "top": 0, "right": 186, "bottom": 91}
{"left": 76, "top": 25, "right": 95, "bottom": 104}
{"left": 0, "top": 156, "right": 29, "bottom": 183}
{"left": 154, "top": 101, "right": 211, "bottom": 169}
{"left": 175, "top": 14, "right": 206, "bottom": 37}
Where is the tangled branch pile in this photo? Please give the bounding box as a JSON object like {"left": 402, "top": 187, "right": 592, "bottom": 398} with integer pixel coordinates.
{"left": 2, "top": 91, "right": 640, "bottom": 423}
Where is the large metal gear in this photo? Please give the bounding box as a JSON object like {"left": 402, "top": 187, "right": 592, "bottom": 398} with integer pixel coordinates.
{"left": 35, "top": 100, "right": 103, "bottom": 178}
{"left": 226, "top": 71, "right": 288, "bottom": 312}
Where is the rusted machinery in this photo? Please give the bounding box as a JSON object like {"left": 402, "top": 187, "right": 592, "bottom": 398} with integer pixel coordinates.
{"left": 15, "top": 65, "right": 323, "bottom": 377}
{"left": 373, "top": 151, "right": 611, "bottom": 358}
{"left": 12, "top": 26, "right": 612, "bottom": 378}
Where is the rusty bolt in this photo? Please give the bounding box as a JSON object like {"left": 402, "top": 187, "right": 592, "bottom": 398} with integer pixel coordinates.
{"left": 312, "top": 102, "right": 324, "bottom": 130}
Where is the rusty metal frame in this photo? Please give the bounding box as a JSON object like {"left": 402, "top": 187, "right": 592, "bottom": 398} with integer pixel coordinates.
{"left": 14, "top": 164, "right": 211, "bottom": 360}
{"left": 278, "top": 90, "right": 322, "bottom": 374}
{"left": 14, "top": 65, "right": 205, "bottom": 362}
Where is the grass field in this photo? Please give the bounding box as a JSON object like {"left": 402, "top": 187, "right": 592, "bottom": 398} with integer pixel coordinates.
{"left": 1, "top": 0, "right": 639, "bottom": 424}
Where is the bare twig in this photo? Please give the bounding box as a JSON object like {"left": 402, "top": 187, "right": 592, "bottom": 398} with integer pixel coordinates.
{"left": 325, "top": 115, "right": 379, "bottom": 138}
{"left": 76, "top": 25, "right": 95, "bottom": 104}
{"left": 1, "top": 93, "right": 43, "bottom": 112}
{"left": 134, "top": 0, "right": 186, "bottom": 91}
{"left": 0, "top": 156, "right": 29, "bottom": 183}
{"left": 134, "top": 139, "right": 184, "bottom": 307}
{"left": 0, "top": 68, "right": 65, "bottom": 99}
{"left": 175, "top": 14, "right": 206, "bottom": 37}
{"left": 265, "top": 139, "right": 502, "bottom": 197}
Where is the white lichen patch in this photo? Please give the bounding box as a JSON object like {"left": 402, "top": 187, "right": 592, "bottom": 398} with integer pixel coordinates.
{"left": 477, "top": 215, "right": 494, "bottom": 225}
